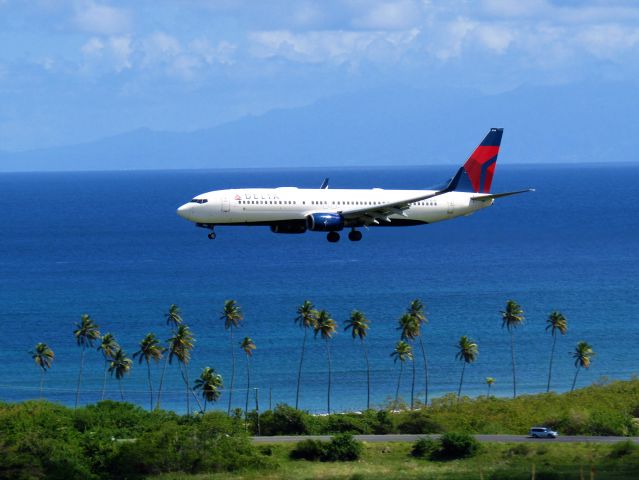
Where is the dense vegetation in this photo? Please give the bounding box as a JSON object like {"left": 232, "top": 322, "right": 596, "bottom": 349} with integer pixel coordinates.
{"left": 1, "top": 379, "right": 637, "bottom": 479}
{"left": 0, "top": 401, "right": 273, "bottom": 479}
{"left": 249, "top": 378, "right": 639, "bottom": 437}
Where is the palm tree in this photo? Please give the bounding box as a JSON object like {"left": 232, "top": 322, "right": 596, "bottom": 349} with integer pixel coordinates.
{"left": 165, "top": 304, "right": 183, "bottom": 330}
{"left": 408, "top": 299, "right": 430, "bottom": 405}
{"left": 108, "top": 348, "right": 133, "bottom": 401}
{"left": 194, "top": 366, "right": 223, "bottom": 412}
{"left": 221, "top": 300, "right": 243, "bottom": 415}
{"left": 97, "top": 333, "right": 119, "bottom": 400}
{"left": 168, "top": 323, "right": 198, "bottom": 414}
{"left": 240, "top": 337, "right": 256, "bottom": 416}
{"left": 133, "top": 333, "right": 165, "bottom": 410}
{"left": 501, "top": 300, "right": 524, "bottom": 398}
{"left": 30, "top": 343, "right": 54, "bottom": 398}
{"left": 344, "top": 310, "right": 371, "bottom": 410}
{"left": 546, "top": 311, "right": 568, "bottom": 392}
{"left": 397, "top": 313, "right": 419, "bottom": 409}
{"left": 157, "top": 304, "right": 182, "bottom": 409}
{"left": 571, "top": 341, "right": 594, "bottom": 392}
{"left": 455, "top": 336, "right": 478, "bottom": 400}
{"left": 391, "top": 340, "right": 413, "bottom": 408}
{"left": 73, "top": 314, "right": 101, "bottom": 408}
{"left": 314, "top": 309, "right": 337, "bottom": 414}
{"left": 486, "top": 377, "right": 495, "bottom": 397}
{"left": 294, "top": 300, "right": 317, "bottom": 410}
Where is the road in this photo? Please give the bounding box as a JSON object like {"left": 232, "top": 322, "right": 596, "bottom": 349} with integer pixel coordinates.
{"left": 252, "top": 434, "right": 639, "bottom": 444}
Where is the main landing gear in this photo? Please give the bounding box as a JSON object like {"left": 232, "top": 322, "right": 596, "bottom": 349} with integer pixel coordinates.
{"left": 207, "top": 231, "right": 216, "bottom": 240}
{"left": 326, "top": 229, "right": 362, "bottom": 243}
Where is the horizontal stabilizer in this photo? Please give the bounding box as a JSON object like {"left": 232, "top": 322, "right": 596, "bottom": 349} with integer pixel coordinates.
{"left": 471, "top": 189, "right": 535, "bottom": 201}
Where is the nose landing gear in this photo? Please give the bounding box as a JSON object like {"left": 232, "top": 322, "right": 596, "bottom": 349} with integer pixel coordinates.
{"left": 207, "top": 231, "right": 216, "bottom": 240}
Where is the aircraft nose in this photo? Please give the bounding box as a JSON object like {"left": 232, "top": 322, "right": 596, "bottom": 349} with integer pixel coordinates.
{"left": 177, "top": 203, "right": 193, "bottom": 219}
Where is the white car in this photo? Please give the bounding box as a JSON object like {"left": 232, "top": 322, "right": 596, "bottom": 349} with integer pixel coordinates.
{"left": 529, "top": 427, "right": 558, "bottom": 438}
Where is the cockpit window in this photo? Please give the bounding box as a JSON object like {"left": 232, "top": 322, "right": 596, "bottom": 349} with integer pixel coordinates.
{"left": 190, "top": 198, "right": 208, "bottom": 204}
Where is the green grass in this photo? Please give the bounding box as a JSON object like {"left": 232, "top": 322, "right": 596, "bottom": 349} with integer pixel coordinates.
{"left": 153, "top": 441, "right": 639, "bottom": 480}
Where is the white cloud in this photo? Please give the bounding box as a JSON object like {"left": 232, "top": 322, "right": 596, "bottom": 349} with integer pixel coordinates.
{"left": 250, "top": 29, "right": 419, "bottom": 64}
{"left": 74, "top": 1, "right": 132, "bottom": 35}
{"left": 352, "top": 0, "right": 422, "bottom": 30}
{"left": 109, "top": 36, "right": 132, "bottom": 71}
{"left": 81, "top": 37, "right": 105, "bottom": 56}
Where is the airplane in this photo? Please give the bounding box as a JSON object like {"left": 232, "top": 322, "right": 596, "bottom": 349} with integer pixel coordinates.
{"left": 177, "top": 128, "right": 533, "bottom": 242}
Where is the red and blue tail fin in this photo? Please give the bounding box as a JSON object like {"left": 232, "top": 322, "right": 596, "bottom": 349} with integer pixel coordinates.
{"left": 449, "top": 128, "right": 503, "bottom": 193}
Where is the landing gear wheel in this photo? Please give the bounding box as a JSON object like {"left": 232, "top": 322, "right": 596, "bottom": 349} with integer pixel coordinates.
{"left": 208, "top": 232, "right": 216, "bottom": 240}
{"left": 327, "top": 231, "right": 340, "bottom": 243}
{"left": 348, "top": 230, "right": 362, "bottom": 242}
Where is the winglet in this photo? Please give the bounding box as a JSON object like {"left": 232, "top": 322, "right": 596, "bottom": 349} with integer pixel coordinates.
{"left": 320, "top": 178, "right": 329, "bottom": 189}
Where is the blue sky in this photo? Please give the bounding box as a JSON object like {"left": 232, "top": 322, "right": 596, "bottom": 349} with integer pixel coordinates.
{"left": 1, "top": 0, "right": 638, "bottom": 153}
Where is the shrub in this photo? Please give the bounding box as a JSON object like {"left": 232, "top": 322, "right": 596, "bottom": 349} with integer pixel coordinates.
{"left": 372, "top": 410, "right": 395, "bottom": 434}
{"left": 410, "top": 438, "right": 439, "bottom": 458}
{"left": 289, "top": 439, "right": 325, "bottom": 461}
{"left": 324, "top": 414, "right": 370, "bottom": 434}
{"left": 435, "top": 432, "right": 479, "bottom": 460}
{"left": 255, "top": 404, "right": 310, "bottom": 436}
{"left": 290, "top": 434, "right": 362, "bottom": 462}
{"left": 322, "top": 434, "right": 362, "bottom": 462}
{"left": 609, "top": 440, "right": 639, "bottom": 459}
{"left": 398, "top": 411, "right": 442, "bottom": 434}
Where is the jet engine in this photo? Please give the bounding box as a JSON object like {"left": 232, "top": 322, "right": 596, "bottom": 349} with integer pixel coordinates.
{"left": 306, "top": 213, "right": 345, "bottom": 231}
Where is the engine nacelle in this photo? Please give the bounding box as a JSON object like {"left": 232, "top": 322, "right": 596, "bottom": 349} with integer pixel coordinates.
{"left": 306, "top": 213, "right": 345, "bottom": 232}
{"left": 270, "top": 224, "right": 307, "bottom": 234}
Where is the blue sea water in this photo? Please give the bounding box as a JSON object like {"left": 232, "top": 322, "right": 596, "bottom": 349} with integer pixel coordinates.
{"left": 0, "top": 164, "right": 638, "bottom": 414}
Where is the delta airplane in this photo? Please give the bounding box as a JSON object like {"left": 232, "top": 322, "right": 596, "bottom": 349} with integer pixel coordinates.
{"left": 177, "top": 128, "right": 532, "bottom": 242}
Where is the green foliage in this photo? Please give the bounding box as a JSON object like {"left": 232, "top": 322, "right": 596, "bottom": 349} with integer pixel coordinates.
{"left": 609, "top": 440, "right": 639, "bottom": 459}
{"left": 253, "top": 404, "right": 311, "bottom": 436}
{"left": 0, "top": 401, "right": 271, "bottom": 479}
{"left": 397, "top": 411, "right": 442, "bottom": 434}
{"left": 289, "top": 434, "right": 362, "bottom": 462}
{"left": 410, "top": 437, "right": 439, "bottom": 458}
{"left": 322, "top": 433, "right": 362, "bottom": 461}
{"left": 437, "top": 432, "right": 479, "bottom": 460}
{"left": 289, "top": 439, "right": 325, "bottom": 461}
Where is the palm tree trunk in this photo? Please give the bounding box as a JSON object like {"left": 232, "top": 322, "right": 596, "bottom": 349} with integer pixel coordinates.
{"left": 487, "top": 383, "right": 491, "bottom": 397}
{"left": 228, "top": 328, "right": 235, "bottom": 415}
{"left": 326, "top": 339, "right": 332, "bottom": 415}
{"left": 419, "top": 337, "right": 429, "bottom": 405}
{"left": 39, "top": 370, "right": 44, "bottom": 399}
{"left": 395, "top": 363, "right": 403, "bottom": 408}
{"left": 410, "top": 356, "right": 415, "bottom": 410}
{"left": 180, "top": 363, "right": 190, "bottom": 415}
{"left": 245, "top": 356, "right": 251, "bottom": 418}
{"left": 156, "top": 354, "right": 170, "bottom": 410}
{"left": 75, "top": 347, "right": 85, "bottom": 409}
{"left": 119, "top": 379, "right": 124, "bottom": 401}
{"left": 295, "top": 328, "right": 307, "bottom": 410}
{"left": 571, "top": 366, "right": 581, "bottom": 392}
{"left": 146, "top": 359, "right": 154, "bottom": 410}
{"left": 510, "top": 330, "right": 517, "bottom": 398}
{"left": 458, "top": 362, "right": 466, "bottom": 401}
{"left": 102, "top": 360, "right": 109, "bottom": 400}
{"left": 363, "top": 343, "right": 371, "bottom": 411}
{"left": 547, "top": 334, "right": 557, "bottom": 393}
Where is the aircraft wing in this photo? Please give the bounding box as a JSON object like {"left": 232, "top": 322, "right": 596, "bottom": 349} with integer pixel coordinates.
{"left": 337, "top": 170, "right": 464, "bottom": 225}
{"left": 338, "top": 191, "right": 444, "bottom": 225}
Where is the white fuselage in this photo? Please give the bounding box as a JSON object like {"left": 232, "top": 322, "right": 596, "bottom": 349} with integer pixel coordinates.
{"left": 177, "top": 187, "right": 493, "bottom": 226}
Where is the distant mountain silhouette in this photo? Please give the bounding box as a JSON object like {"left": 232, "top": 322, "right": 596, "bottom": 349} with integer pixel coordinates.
{"left": 1, "top": 83, "right": 637, "bottom": 171}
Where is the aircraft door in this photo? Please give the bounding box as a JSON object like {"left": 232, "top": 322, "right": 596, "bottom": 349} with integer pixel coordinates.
{"left": 222, "top": 197, "right": 230, "bottom": 213}
{"left": 447, "top": 201, "right": 454, "bottom": 215}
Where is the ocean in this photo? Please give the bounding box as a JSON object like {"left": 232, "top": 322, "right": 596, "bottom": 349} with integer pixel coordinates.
{"left": 1, "top": 164, "right": 638, "bottom": 414}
